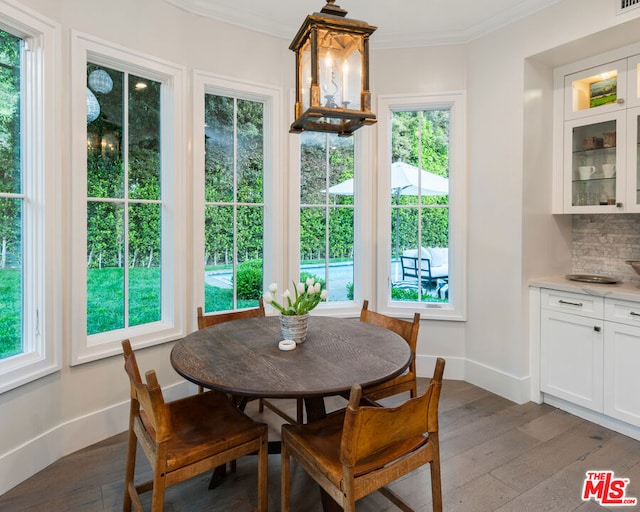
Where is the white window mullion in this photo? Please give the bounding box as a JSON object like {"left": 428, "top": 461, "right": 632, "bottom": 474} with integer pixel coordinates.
{"left": 232, "top": 97, "right": 239, "bottom": 310}
{"left": 122, "top": 71, "right": 130, "bottom": 328}
{"left": 324, "top": 134, "right": 330, "bottom": 285}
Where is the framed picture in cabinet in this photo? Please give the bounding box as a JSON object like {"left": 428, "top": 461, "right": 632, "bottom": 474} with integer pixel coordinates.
{"left": 590, "top": 76, "right": 617, "bottom": 108}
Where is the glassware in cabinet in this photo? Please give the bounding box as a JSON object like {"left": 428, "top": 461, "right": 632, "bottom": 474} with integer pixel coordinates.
{"left": 564, "top": 111, "right": 625, "bottom": 211}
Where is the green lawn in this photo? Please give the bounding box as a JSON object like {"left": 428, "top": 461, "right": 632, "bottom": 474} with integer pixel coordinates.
{"left": 1, "top": 266, "right": 259, "bottom": 358}
{"left": 0, "top": 268, "right": 21, "bottom": 358}
{"left": 87, "top": 267, "right": 161, "bottom": 334}
{"left": 204, "top": 283, "right": 260, "bottom": 312}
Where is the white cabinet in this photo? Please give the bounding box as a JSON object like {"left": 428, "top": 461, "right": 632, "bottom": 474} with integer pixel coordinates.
{"left": 604, "top": 298, "right": 640, "bottom": 425}
{"left": 554, "top": 48, "right": 640, "bottom": 213}
{"left": 537, "top": 288, "right": 640, "bottom": 430}
{"left": 540, "top": 290, "right": 604, "bottom": 412}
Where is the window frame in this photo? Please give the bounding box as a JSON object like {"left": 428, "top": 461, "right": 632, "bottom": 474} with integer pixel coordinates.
{"left": 288, "top": 126, "right": 371, "bottom": 318}
{"left": 193, "top": 71, "right": 284, "bottom": 317}
{"left": 0, "top": 1, "right": 61, "bottom": 393}
{"left": 376, "top": 92, "right": 467, "bottom": 321}
{"left": 70, "top": 32, "right": 186, "bottom": 364}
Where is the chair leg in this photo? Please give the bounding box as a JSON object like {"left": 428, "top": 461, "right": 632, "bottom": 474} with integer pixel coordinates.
{"left": 257, "top": 435, "right": 268, "bottom": 512}
{"left": 258, "top": 398, "right": 264, "bottom": 412}
{"left": 429, "top": 436, "right": 443, "bottom": 512}
{"left": 150, "top": 461, "right": 166, "bottom": 512}
{"left": 123, "top": 428, "right": 137, "bottom": 512}
{"left": 281, "top": 440, "right": 291, "bottom": 512}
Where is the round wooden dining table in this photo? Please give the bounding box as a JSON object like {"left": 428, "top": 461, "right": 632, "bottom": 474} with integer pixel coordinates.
{"left": 170, "top": 315, "right": 411, "bottom": 420}
{"left": 170, "top": 315, "right": 411, "bottom": 512}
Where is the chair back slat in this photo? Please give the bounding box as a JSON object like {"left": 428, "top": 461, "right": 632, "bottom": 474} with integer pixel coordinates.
{"left": 122, "top": 339, "right": 171, "bottom": 442}
{"left": 340, "top": 358, "right": 445, "bottom": 467}
{"left": 359, "top": 300, "right": 420, "bottom": 374}
{"left": 197, "top": 298, "right": 265, "bottom": 329}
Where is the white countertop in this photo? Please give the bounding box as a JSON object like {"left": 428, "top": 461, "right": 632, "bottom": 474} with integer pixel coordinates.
{"left": 530, "top": 275, "right": 640, "bottom": 302}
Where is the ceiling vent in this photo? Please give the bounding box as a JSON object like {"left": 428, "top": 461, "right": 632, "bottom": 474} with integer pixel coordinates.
{"left": 618, "top": 0, "right": 640, "bottom": 15}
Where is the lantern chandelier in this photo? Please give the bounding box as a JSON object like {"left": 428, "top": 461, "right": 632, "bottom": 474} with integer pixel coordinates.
{"left": 289, "top": 0, "right": 377, "bottom": 136}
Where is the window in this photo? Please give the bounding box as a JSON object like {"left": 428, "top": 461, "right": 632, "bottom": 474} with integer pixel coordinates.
{"left": 378, "top": 93, "right": 466, "bottom": 320}
{"left": 71, "top": 33, "right": 185, "bottom": 364}
{"left": 299, "top": 132, "right": 355, "bottom": 303}
{"left": 85, "top": 64, "right": 163, "bottom": 334}
{"left": 203, "top": 94, "right": 264, "bottom": 312}
{"left": 194, "top": 73, "right": 282, "bottom": 315}
{"left": 0, "top": 5, "right": 60, "bottom": 393}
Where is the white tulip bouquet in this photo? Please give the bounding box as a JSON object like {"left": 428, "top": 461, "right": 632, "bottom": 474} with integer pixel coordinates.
{"left": 263, "top": 278, "right": 328, "bottom": 316}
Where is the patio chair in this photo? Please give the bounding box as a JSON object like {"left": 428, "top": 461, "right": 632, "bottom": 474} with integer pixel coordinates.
{"left": 400, "top": 247, "right": 448, "bottom": 291}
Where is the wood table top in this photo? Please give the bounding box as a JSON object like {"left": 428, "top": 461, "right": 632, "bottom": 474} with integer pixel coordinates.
{"left": 170, "top": 315, "right": 411, "bottom": 399}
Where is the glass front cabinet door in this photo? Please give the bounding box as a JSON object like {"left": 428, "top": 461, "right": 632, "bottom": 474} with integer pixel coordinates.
{"left": 564, "top": 112, "right": 625, "bottom": 212}
{"left": 628, "top": 107, "right": 640, "bottom": 211}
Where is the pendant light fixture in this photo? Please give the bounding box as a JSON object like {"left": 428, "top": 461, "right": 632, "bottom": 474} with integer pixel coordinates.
{"left": 289, "top": 0, "right": 377, "bottom": 136}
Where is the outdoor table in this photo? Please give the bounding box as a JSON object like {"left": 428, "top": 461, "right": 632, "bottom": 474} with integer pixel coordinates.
{"left": 170, "top": 314, "right": 412, "bottom": 511}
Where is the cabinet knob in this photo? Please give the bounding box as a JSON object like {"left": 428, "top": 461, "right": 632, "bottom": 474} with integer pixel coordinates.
{"left": 616, "top": 202, "right": 623, "bottom": 208}
{"left": 594, "top": 326, "right": 601, "bottom": 332}
{"left": 617, "top": 98, "right": 625, "bottom": 104}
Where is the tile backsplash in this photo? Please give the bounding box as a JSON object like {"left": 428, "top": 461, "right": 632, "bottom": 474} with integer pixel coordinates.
{"left": 573, "top": 214, "right": 640, "bottom": 283}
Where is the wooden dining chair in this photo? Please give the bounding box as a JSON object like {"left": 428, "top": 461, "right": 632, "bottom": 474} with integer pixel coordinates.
{"left": 281, "top": 357, "right": 446, "bottom": 512}
{"left": 197, "top": 301, "right": 304, "bottom": 425}
{"left": 359, "top": 299, "right": 420, "bottom": 402}
{"left": 121, "top": 339, "right": 268, "bottom": 512}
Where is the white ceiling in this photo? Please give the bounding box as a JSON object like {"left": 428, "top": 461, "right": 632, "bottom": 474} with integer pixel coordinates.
{"left": 164, "top": 0, "right": 562, "bottom": 48}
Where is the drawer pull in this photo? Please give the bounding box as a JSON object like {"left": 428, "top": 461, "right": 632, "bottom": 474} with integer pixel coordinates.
{"left": 558, "top": 300, "right": 583, "bottom": 307}
{"left": 630, "top": 312, "right": 640, "bottom": 317}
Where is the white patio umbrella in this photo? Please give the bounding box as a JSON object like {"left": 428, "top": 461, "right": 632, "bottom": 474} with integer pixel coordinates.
{"left": 326, "top": 161, "right": 448, "bottom": 281}
{"left": 325, "top": 161, "right": 448, "bottom": 197}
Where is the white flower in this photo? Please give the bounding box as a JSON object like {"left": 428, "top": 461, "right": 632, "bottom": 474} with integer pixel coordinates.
{"left": 263, "top": 277, "right": 327, "bottom": 316}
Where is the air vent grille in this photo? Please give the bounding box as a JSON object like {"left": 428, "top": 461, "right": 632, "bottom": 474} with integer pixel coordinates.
{"left": 618, "top": 0, "right": 640, "bottom": 14}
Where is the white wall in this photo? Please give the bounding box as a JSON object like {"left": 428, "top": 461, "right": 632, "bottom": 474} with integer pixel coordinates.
{"left": 2, "top": 0, "right": 640, "bottom": 496}
{"left": 462, "top": 0, "right": 640, "bottom": 403}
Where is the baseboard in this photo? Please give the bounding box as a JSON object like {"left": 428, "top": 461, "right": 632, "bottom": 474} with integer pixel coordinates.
{"left": 464, "top": 358, "right": 531, "bottom": 404}
{"left": 416, "top": 354, "right": 464, "bottom": 380}
{"left": 0, "top": 380, "right": 191, "bottom": 496}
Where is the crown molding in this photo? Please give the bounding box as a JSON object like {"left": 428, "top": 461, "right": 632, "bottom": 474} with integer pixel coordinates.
{"left": 164, "top": 0, "right": 562, "bottom": 48}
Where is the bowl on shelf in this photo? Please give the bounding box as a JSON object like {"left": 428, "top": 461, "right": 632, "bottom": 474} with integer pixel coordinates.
{"left": 626, "top": 260, "right": 640, "bottom": 277}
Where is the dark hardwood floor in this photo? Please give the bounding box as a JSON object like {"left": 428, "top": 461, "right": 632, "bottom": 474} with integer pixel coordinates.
{"left": 2, "top": 378, "right": 639, "bottom": 511}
